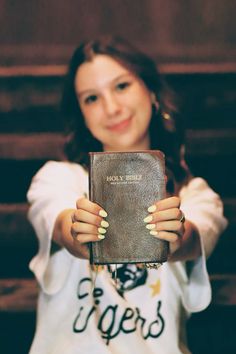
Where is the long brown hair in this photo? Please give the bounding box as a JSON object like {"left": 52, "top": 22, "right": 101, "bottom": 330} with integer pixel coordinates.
{"left": 61, "top": 36, "right": 187, "bottom": 183}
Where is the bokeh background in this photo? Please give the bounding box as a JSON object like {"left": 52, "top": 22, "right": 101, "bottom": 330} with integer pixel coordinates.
{"left": 0, "top": 1, "right": 235, "bottom": 353}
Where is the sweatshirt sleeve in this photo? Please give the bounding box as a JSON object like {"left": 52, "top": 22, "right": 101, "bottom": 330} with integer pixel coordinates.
{"left": 178, "top": 178, "right": 228, "bottom": 313}
{"left": 27, "top": 161, "right": 88, "bottom": 295}
{"left": 179, "top": 177, "right": 228, "bottom": 259}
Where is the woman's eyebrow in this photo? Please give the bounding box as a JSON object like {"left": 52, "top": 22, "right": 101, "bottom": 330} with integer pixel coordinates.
{"left": 77, "top": 72, "right": 133, "bottom": 98}
{"left": 112, "top": 72, "right": 133, "bottom": 82}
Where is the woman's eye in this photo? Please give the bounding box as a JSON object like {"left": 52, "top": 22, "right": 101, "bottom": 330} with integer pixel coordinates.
{"left": 84, "top": 95, "right": 98, "bottom": 105}
{"left": 116, "top": 82, "right": 131, "bottom": 91}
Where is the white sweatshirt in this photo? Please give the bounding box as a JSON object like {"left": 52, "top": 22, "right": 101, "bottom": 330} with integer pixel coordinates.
{"left": 27, "top": 161, "right": 227, "bottom": 354}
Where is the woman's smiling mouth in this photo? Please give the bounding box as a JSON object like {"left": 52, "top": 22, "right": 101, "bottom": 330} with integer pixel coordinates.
{"left": 107, "top": 117, "right": 132, "bottom": 132}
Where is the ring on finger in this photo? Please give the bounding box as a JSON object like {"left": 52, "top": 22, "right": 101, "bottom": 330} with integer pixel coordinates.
{"left": 179, "top": 211, "right": 185, "bottom": 223}
{"left": 71, "top": 222, "right": 79, "bottom": 240}
{"left": 71, "top": 231, "right": 79, "bottom": 241}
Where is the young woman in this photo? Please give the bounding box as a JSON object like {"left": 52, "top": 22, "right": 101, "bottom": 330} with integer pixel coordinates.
{"left": 27, "top": 36, "right": 227, "bottom": 353}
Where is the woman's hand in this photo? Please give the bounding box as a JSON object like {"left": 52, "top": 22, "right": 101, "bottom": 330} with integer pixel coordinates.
{"left": 54, "top": 195, "right": 201, "bottom": 261}
{"left": 53, "top": 197, "right": 109, "bottom": 259}
{"left": 144, "top": 196, "right": 202, "bottom": 261}
{"left": 144, "top": 196, "right": 186, "bottom": 256}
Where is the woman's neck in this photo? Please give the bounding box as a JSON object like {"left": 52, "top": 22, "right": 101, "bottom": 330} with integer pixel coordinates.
{"left": 103, "top": 135, "right": 151, "bottom": 152}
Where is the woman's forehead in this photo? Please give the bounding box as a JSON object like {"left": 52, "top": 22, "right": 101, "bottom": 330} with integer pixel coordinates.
{"left": 74, "top": 54, "right": 133, "bottom": 92}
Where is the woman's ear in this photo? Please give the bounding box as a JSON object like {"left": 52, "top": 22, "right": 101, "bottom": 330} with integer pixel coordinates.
{"left": 150, "top": 92, "right": 160, "bottom": 111}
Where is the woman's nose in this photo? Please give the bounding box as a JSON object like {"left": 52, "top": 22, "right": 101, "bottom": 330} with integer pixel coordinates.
{"left": 103, "top": 93, "right": 121, "bottom": 117}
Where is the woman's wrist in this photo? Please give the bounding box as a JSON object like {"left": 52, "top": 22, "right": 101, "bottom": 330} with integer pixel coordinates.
{"left": 168, "top": 220, "right": 202, "bottom": 262}
{"left": 53, "top": 209, "right": 75, "bottom": 248}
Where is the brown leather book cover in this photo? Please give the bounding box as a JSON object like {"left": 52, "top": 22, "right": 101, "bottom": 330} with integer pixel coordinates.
{"left": 89, "top": 150, "right": 168, "bottom": 265}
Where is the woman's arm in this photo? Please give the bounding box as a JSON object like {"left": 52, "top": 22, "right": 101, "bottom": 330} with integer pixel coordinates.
{"left": 144, "top": 176, "right": 228, "bottom": 262}
{"left": 52, "top": 178, "right": 227, "bottom": 263}
{"left": 54, "top": 196, "right": 201, "bottom": 262}
{"left": 168, "top": 219, "right": 201, "bottom": 261}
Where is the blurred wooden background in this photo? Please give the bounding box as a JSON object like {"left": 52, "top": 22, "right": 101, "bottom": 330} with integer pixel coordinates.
{"left": 0, "top": 1, "right": 235, "bottom": 353}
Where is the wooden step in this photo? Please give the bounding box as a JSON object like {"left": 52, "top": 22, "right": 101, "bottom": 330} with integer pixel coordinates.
{"left": 0, "top": 72, "right": 236, "bottom": 131}
{"left": 0, "top": 204, "right": 35, "bottom": 247}
{"left": 0, "top": 204, "right": 37, "bottom": 278}
{"left": 0, "top": 129, "right": 235, "bottom": 202}
{"left": 0, "top": 74, "right": 63, "bottom": 113}
{"left": 0, "top": 158, "right": 234, "bottom": 202}
{"left": 0, "top": 274, "right": 235, "bottom": 313}
{"left": 211, "top": 274, "right": 236, "bottom": 306}
{"left": 0, "top": 129, "right": 236, "bottom": 159}
{"left": 0, "top": 198, "right": 235, "bottom": 278}
{"left": 0, "top": 200, "right": 234, "bottom": 240}
{"left": 0, "top": 133, "right": 65, "bottom": 160}
{"left": 185, "top": 129, "right": 236, "bottom": 156}
{"left": 0, "top": 279, "right": 38, "bottom": 312}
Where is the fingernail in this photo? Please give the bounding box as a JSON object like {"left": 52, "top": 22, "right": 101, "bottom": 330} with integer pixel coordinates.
{"left": 98, "top": 227, "right": 107, "bottom": 234}
{"left": 143, "top": 215, "right": 152, "bottom": 223}
{"left": 150, "top": 230, "right": 158, "bottom": 236}
{"left": 148, "top": 205, "right": 156, "bottom": 213}
{"left": 99, "top": 209, "right": 108, "bottom": 217}
{"left": 98, "top": 234, "right": 105, "bottom": 240}
{"left": 146, "top": 224, "right": 155, "bottom": 230}
{"left": 101, "top": 220, "right": 109, "bottom": 228}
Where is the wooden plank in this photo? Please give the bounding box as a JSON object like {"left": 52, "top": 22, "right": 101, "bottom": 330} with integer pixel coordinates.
{"left": 0, "top": 108, "right": 63, "bottom": 133}
{"left": 185, "top": 129, "right": 236, "bottom": 155}
{"left": 0, "top": 65, "right": 66, "bottom": 77}
{"left": 0, "top": 73, "right": 235, "bottom": 133}
{"left": 0, "top": 274, "right": 235, "bottom": 313}
{"left": 0, "top": 160, "right": 47, "bottom": 203}
{"left": 0, "top": 204, "right": 36, "bottom": 246}
{"left": 0, "top": 204, "right": 37, "bottom": 277}
{"left": 0, "top": 199, "right": 234, "bottom": 242}
{"left": 1, "top": 130, "right": 236, "bottom": 160}
{"left": 0, "top": 75, "right": 63, "bottom": 113}
{"left": 0, "top": 279, "right": 38, "bottom": 312}
{"left": 0, "top": 133, "right": 65, "bottom": 159}
{"left": 0, "top": 72, "right": 235, "bottom": 118}
{"left": 0, "top": 200, "right": 234, "bottom": 277}
{"left": 210, "top": 274, "right": 236, "bottom": 306}
{"left": 0, "top": 157, "right": 233, "bottom": 202}
{"left": 0, "top": 0, "right": 236, "bottom": 67}
{"left": 1, "top": 62, "right": 236, "bottom": 77}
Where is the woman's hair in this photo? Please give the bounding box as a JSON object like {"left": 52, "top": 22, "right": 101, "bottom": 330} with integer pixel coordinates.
{"left": 61, "top": 36, "right": 188, "bottom": 184}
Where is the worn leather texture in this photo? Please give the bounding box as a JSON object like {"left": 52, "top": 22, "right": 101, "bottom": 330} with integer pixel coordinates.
{"left": 89, "top": 150, "right": 168, "bottom": 265}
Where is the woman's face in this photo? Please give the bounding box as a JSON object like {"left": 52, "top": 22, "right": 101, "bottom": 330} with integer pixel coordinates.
{"left": 75, "top": 54, "right": 153, "bottom": 151}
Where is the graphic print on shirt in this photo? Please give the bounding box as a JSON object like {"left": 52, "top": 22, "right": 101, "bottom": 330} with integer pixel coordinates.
{"left": 107, "top": 263, "right": 148, "bottom": 294}
{"left": 73, "top": 266, "right": 165, "bottom": 345}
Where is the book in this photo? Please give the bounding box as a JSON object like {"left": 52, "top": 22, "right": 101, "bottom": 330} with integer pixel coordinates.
{"left": 89, "top": 150, "right": 168, "bottom": 265}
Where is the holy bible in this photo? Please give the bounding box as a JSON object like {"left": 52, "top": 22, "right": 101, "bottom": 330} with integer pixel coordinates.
{"left": 89, "top": 150, "right": 168, "bottom": 265}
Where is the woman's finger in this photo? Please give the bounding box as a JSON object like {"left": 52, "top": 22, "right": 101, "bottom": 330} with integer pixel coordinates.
{"left": 72, "top": 233, "right": 106, "bottom": 244}
{"left": 72, "top": 208, "right": 109, "bottom": 228}
{"left": 147, "top": 220, "right": 184, "bottom": 235}
{"left": 144, "top": 207, "right": 182, "bottom": 224}
{"left": 71, "top": 221, "right": 107, "bottom": 237}
{"left": 147, "top": 196, "right": 180, "bottom": 213}
{"left": 76, "top": 197, "right": 107, "bottom": 217}
{"left": 149, "top": 230, "right": 179, "bottom": 243}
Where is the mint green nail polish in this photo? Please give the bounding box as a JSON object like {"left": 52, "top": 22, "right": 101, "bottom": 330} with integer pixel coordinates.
{"left": 144, "top": 215, "right": 152, "bottom": 223}
{"left": 148, "top": 205, "right": 156, "bottom": 213}
{"left": 146, "top": 224, "right": 155, "bottom": 230}
{"left": 99, "top": 210, "right": 108, "bottom": 218}
{"left": 98, "top": 227, "right": 106, "bottom": 234}
{"left": 98, "top": 234, "right": 105, "bottom": 240}
{"left": 101, "top": 220, "right": 109, "bottom": 228}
